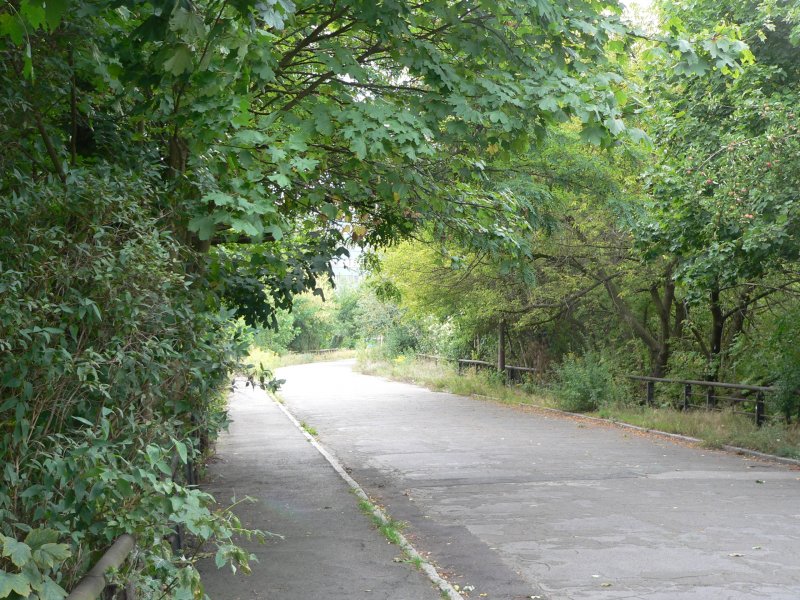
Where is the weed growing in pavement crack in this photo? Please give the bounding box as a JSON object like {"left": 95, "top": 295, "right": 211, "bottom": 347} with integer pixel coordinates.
{"left": 300, "top": 421, "right": 318, "bottom": 436}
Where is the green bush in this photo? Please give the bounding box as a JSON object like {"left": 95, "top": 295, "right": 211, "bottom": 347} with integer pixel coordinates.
{"left": 553, "top": 351, "right": 619, "bottom": 412}
{"left": 0, "top": 169, "right": 257, "bottom": 596}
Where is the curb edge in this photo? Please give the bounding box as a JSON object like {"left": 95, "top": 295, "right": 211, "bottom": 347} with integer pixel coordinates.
{"left": 269, "top": 392, "right": 466, "bottom": 600}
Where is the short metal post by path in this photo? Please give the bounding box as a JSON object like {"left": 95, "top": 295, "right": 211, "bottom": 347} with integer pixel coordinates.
{"left": 756, "top": 391, "right": 766, "bottom": 426}
{"left": 67, "top": 535, "right": 135, "bottom": 600}
{"left": 497, "top": 320, "right": 506, "bottom": 377}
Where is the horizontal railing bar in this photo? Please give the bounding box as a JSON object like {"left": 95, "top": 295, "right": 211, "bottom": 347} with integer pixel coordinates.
{"left": 628, "top": 375, "right": 773, "bottom": 392}
{"left": 67, "top": 534, "right": 135, "bottom": 600}
{"left": 458, "top": 359, "right": 494, "bottom": 366}
{"left": 417, "top": 354, "right": 456, "bottom": 361}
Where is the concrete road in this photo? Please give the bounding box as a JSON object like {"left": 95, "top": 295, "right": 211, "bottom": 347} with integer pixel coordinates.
{"left": 198, "top": 380, "right": 441, "bottom": 600}
{"left": 277, "top": 360, "right": 800, "bottom": 600}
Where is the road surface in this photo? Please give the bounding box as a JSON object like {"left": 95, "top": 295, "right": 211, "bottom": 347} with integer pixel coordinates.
{"left": 275, "top": 360, "right": 800, "bottom": 600}
{"left": 198, "top": 379, "right": 441, "bottom": 599}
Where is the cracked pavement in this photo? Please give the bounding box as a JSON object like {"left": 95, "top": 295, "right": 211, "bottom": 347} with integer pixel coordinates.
{"left": 275, "top": 360, "right": 800, "bottom": 600}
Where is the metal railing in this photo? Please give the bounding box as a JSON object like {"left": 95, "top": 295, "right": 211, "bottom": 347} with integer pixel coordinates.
{"left": 627, "top": 375, "right": 773, "bottom": 426}
{"left": 67, "top": 444, "right": 199, "bottom": 599}
{"left": 416, "top": 354, "right": 776, "bottom": 425}
{"left": 67, "top": 535, "right": 135, "bottom": 600}
{"left": 416, "top": 354, "right": 540, "bottom": 384}
{"left": 415, "top": 353, "right": 455, "bottom": 363}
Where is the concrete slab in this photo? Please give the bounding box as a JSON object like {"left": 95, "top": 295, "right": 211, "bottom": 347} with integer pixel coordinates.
{"left": 197, "top": 380, "right": 440, "bottom": 600}
{"left": 276, "top": 360, "right": 800, "bottom": 600}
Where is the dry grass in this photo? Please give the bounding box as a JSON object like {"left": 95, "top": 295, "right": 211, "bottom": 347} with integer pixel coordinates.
{"left": 245, "top": 347, "right": 357, "bottom": 371}
{"left": 356, "top": 353, "right": 800, "bottom": 460}
{"left": 356, "top": 353, "right": 558, "bottom": 407}
{"left": 596, "top": 405, "right": 800, "bottom": 458}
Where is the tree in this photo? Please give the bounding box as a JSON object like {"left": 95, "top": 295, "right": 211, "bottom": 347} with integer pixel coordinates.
{"left": 1, "top": 0, "right": 748, "bottom": 323}
{"left": 639, "top": 0, "right": 800, "bottom": 378}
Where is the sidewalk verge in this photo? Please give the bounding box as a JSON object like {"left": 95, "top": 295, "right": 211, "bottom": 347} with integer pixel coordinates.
{"left": 270, "top": 393, "right": 466, "bottom": 600}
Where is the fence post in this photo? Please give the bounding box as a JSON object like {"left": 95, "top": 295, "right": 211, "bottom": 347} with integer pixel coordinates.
{"left": 756, "top": 391, "right": 765, "bottom": 427}
{"left": 706, "top": 386, "right": 716, "bottom": 409}
{"left": 646, "top": 380, "right": 654, "bottom": 405}
{"left": 497, "top": 320, "right": 506, "bottom": 378}
{"left": 683, "top": 384, "right": 691, "bottom": 411}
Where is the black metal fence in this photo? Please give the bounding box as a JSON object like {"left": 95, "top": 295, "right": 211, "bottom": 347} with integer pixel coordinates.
{"left": 628, "top": 375, "right": 773, "bottom": 426}
{"left": 415, "top": 355, "right": 538, "bottom": 385}
{"left": 416, "top": 353, "right": 778, "bottom": 426}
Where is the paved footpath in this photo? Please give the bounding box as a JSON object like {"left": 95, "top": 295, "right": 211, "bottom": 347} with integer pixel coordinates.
{"left": 274, "top": 360, "right": 800, "bottom": 600}
{"left": 198, "top": 379, "right": 440, "bottom": 600}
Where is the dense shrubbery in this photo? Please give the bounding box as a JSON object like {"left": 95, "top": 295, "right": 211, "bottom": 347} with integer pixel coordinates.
{"left": 0, "top": 170, "right": 256, "bottom": 597}
{"left": 552, "top": 352, "right": 620, "bottom": 412}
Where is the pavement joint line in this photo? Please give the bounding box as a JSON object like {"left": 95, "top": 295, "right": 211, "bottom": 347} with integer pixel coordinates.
{"left": 508, "top": 400, "right": 800, "bottom": 467}
{"left": 269, "top": 390, "right": 466, "bottom": 600}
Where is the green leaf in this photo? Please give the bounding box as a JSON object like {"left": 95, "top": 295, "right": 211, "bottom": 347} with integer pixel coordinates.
{"left": 350, "top": 137, "right": 367, "bottom": 159}
{"left": 170, "top": 8, "right": 206, "bottom": 42}
{"left": 0, "top": 13, "right": 25, "bottom": 45}
{"left": 604, "top": 117, "right": 625, "bottom": 136}
{"left": 320, "top": 203, "right": 338, "bottom": 220}
{"left": 23, "top": 529, "right": 59, "bottom": 551}
{"left": 230, "top": 218, "right": 259, "bottom": 236}
{"left": 579, "top": 124, "right": 604, "bottom": 146}
{"left": 145, "top": 444, "right": 162, "bottom": 465}
{"left": 37, "top": 576, "right": 67, "bottom": 600}
{"left": 174, "top": 440, "right": 188, "bottom": 464}
{"left": 44, "top": 0, "right": 69, "bottom": 30}
{"left": 538, "top": 96, "right": 560, "bottom": 112}
{"left": 188, "top": 214, "right": 218, "bottom": 241}
{"left": 626, "top": 127, "right": 650, "bottom": 146}
{"left": 32, "top": 544, "right": 71, "bottom": 569}
{"left": 1, "top": 537, "right": 32, "bottom": 568}
{"left": 311, "top": 105, "right": 333, "bottom": 135}
{"left": 163, "top": 45, "right": 194, "bottom": 76}
{"left": 264, "top": 224, "right": 283, "bottom": 241}
{"left": 20, "top": 0, "right": 46, "bottom": 30}
{"left": 215, "top": 546, "right": 227, "bottom": 568}
{"left": 267, "top": 173, "right": 291, "bottom": 188}
{"left": 204, "top": 192, "right": 236, "bottom": 207}
{"left": 0, "top": 571, "right": 32, "bottom": 597}
{"left": 290, "top": 156, "right": 319, "bottom": 173}
{"left": 23, "top": 42, "right": 33, "bottom": 79}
